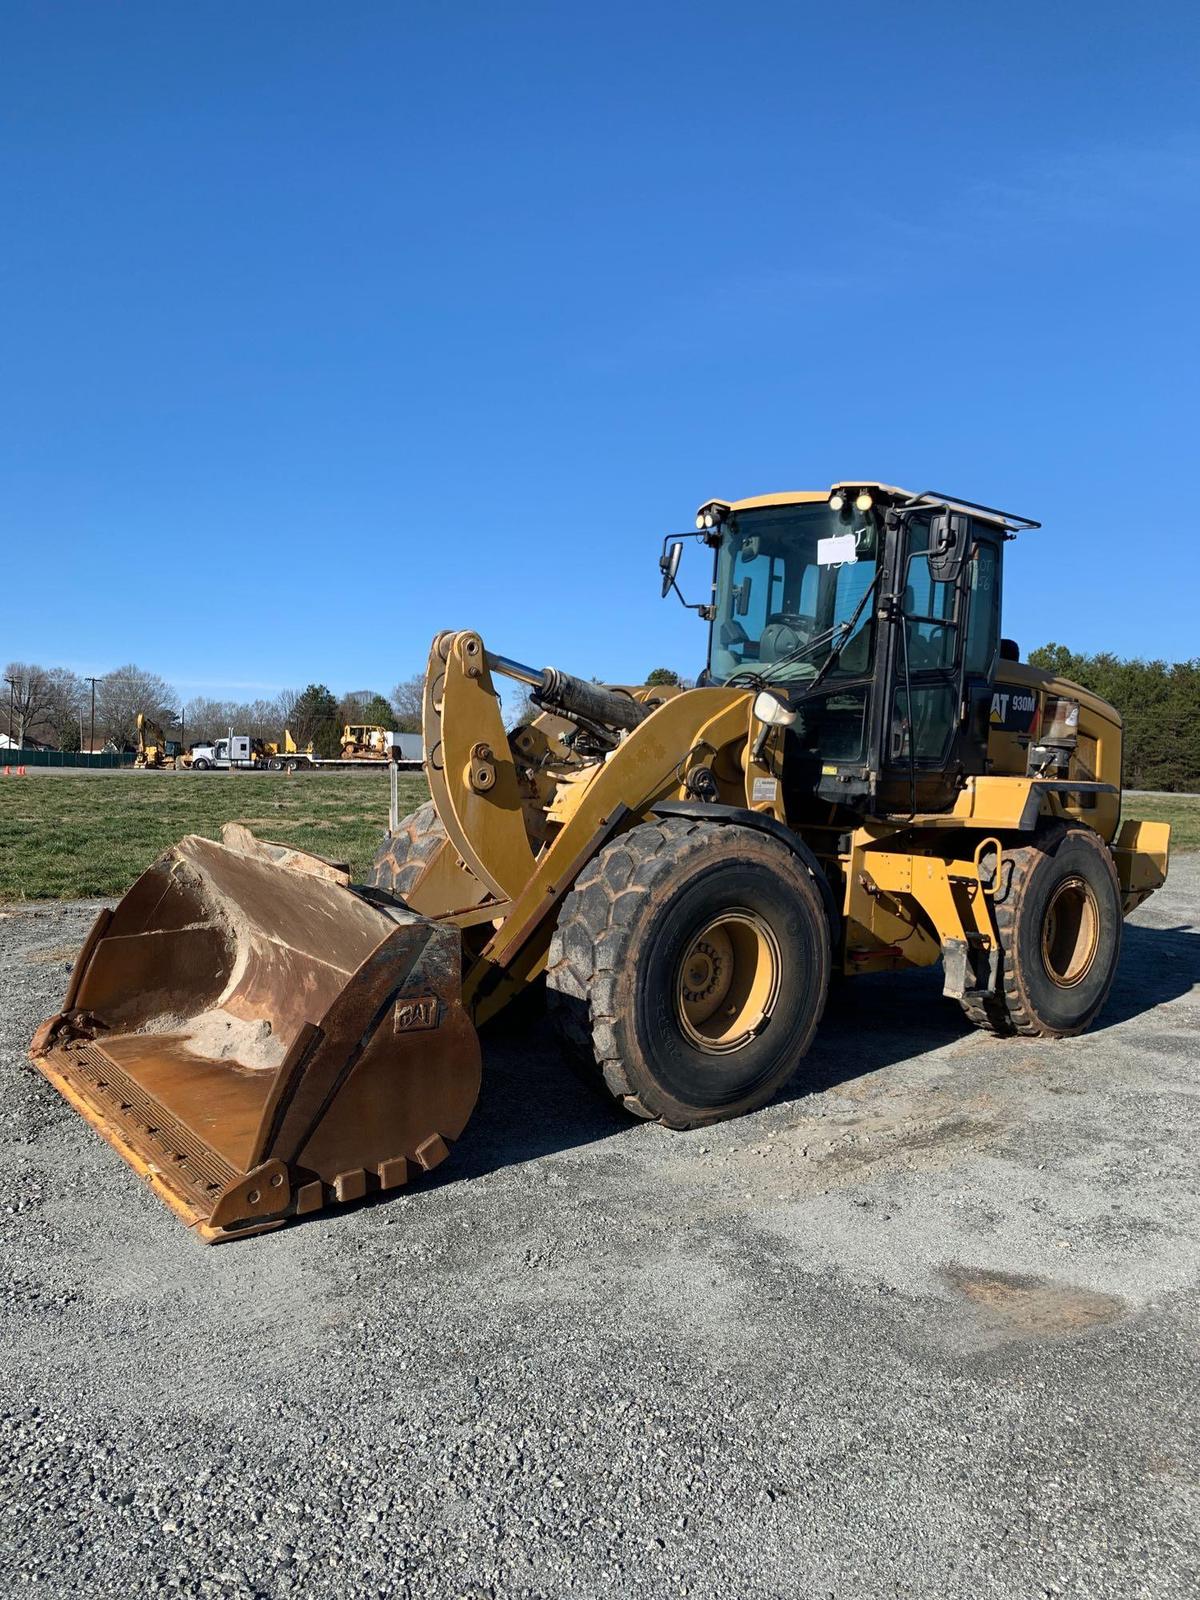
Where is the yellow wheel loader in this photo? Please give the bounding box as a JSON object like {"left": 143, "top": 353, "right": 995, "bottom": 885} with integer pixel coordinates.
{"left": 32, "top": 482, "right": 1171, "bottom": 1241}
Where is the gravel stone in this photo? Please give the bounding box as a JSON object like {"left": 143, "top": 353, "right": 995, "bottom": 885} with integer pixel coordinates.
{"left": 0, "top": 862, "right": 1197, "bottom": 1598}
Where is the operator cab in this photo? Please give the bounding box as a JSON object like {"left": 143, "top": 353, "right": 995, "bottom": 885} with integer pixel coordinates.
{"left": 662, "top": 482, "right": 1038, "bottom": 818}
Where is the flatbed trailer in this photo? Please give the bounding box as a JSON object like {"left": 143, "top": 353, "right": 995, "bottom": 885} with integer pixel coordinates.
{"left": 190, "top": 733, "right": 423, "bottom": 772}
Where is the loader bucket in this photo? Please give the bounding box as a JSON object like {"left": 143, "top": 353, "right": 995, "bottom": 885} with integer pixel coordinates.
{"left": 30, "top": 825, "right": 481, "bottom": 1242}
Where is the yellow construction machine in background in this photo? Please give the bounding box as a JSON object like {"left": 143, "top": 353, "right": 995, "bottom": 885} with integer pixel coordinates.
{"left": 33, "top": 480, "right": 1170, "bottom": 1241}
{"left": 340, "top": 723, "right": 391, "bottom": 760}
{"left": 258, "top": 725, "right": 395, "bottom": 770}
{"left": 133, "top": 712, "right": 186, "bottom": 769}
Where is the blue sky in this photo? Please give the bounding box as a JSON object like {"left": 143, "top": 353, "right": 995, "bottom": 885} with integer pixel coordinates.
{"left": 3, "top": 1, "right": 1198, "bottom": 705}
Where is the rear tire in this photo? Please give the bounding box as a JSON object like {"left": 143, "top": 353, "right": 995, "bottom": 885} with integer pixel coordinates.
{"left": 546, "top": 817, "right": 830, "bottom": 1129}
{"left": 368, "top": 801, "right": 447, "bottom": 900}
{"left": 961, "top": 822, "right": 1122, "bottom": 1037}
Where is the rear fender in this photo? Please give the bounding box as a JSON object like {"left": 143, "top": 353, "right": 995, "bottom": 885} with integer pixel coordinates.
{"left": 1112, "top": 817, "right": 1170, "bottom": 912}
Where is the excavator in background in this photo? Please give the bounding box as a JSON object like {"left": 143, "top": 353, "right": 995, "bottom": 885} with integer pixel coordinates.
{"left": 133, "top": 713, "right": 186, "bottom": 769}
{"left": 32, "top": 480, "right": 1170, "bottom": 1242}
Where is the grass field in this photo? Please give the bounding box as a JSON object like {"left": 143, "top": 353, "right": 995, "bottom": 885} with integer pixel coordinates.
{"left": 0, "top": 771, "right": 1194, "bottom": 903}
{"left": 0, "top": 771, "right": 430, "bottom": 902}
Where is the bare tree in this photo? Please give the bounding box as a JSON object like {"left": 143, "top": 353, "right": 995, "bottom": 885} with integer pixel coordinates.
{"left": 183, "top": 697, "right": 233, "bottom": 744}
{"left": 96, "top": 664, "right": 178, "bottom": 750}
{"left": 338, "top": 689, "right": 374, "bottom": 724}
{"left": 181, "top": 691, "right": 305, "bottom": 746}
{"left": 37, "top": 668, "right": 86, "bottom": 747}
{"left": 3, "top": 661, "right": 66, "bottom": 747}
{"left": 390, "top": 673, "right": 425, "bottom": 734}
{"left": 505, "top": 691, "right": 540, "bottom": 731}
{"left": 275, "top": 687, "right": 299, "bottom": 728}
{"left": 244, "top": 697, "right": 285, "bottom": 739}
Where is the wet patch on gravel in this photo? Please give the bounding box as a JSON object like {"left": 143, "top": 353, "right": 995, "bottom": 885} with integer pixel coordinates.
{"left": 942, "top": 1264, "right": 1127, "bottom": 1338}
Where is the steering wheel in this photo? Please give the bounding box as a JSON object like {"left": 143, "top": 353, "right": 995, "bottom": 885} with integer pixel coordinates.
{"left": 759, "top": 613, "right": 818, "bottom": 662}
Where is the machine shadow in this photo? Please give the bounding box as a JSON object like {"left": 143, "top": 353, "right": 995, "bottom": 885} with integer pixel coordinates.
{"left": 305, "top": 920, "right": 1199, "bottom": 1235}
{"left": 434, "top": 920, "right": 1200, "bottom": 1188}
{"left": 1090, "top": 922, "right": 1200, "bottom": 1029}
{"left": 429, "top": 971, "right": 974, "bottom": 1191}
{"left": 430, "top": 1011, "right": 628, "bottom": 1187}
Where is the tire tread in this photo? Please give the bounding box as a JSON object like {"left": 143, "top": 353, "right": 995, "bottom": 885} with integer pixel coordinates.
{"left": 367, "top": 801, "right": 447, "bottom": 898}
{"left": 961, "top": 821, "right": 1121, "bottom": 1038}
{"left": 547, "top": 818, "right": 827, "bottom": 1128}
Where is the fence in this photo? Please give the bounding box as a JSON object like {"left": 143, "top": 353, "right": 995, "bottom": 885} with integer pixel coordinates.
{"left": 0, "top": 748, "right": 132, "bottom": 768}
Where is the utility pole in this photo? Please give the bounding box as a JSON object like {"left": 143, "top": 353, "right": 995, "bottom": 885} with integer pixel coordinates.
{"left": 86, "top": 676, "right": 99, "bottom": 760}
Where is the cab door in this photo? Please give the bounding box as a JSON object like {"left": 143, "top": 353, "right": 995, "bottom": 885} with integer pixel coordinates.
{"left": 875, "top": 514, "right": 1002, "bottom": 814}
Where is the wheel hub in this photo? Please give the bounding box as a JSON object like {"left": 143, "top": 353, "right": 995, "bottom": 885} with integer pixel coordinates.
{"left": 1041, "top": 875, "right": 1101, "bottom": 987}
{"left": 675, "top": 910, "right": 782, "bottom": 1054}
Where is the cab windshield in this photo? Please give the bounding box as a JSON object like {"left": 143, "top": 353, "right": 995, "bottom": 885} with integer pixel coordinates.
{"left": 706, "top": 502, "right": 878, "bottom": 686}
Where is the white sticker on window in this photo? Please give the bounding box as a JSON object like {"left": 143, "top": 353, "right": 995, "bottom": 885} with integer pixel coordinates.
{"left": 751, "top": 777, "right": 779, "bottom": 804}
{"left": 817, "top": 533, "right": 858, "bottom": 566}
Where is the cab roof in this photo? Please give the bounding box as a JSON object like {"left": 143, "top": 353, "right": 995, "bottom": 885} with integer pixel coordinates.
{"left": 724, "top": 482, "right": 907, "bottom": 513}
{"left": 702, "top": 483, "right": 1032, "bottom": 532}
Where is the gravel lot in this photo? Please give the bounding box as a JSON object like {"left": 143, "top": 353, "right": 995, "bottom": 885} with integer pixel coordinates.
{"left": 1, "top": 860, "right": 1197, "bottom": 1599}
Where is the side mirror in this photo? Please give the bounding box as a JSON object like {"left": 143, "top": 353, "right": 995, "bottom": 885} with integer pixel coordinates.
{"left": 928, "top": 510, "right": 970, "bottom": 583}
{"left": 752, "top": 690, "right": 798, "bottom": 729}
{"left": 751, "top": 689, "right": 799, "bottom": 763}
{"left": 734, "top": 576, "right": 752, "bottom": 617}
{"left": 659, "top": 541, "right": 683, "bottom": 598}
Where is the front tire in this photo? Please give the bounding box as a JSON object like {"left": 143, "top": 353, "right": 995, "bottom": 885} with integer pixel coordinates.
{"left": 962, "top": 822, "right": 1122, "bottom": 1037}
{"left": 368, "top": 801, "right": 448, "bottom": 900}
{"left": 547, "top": 817, "right": 830, "bottom": 1128}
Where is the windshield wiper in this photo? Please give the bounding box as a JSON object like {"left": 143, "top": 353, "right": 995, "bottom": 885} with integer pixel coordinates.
{"left": 727, "top": 620, "right": 843, "bottom": 689}
{"left": 800, "top": 571, "right": 881, "bottom": 693}
{"left": 742, "top": 570, "right": 880, "bottom": 689}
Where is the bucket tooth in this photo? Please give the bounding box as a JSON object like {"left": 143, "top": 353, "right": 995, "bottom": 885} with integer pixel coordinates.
{"left": 415, "top": 1134, "right": 450, "bottom": 1172}
{"left": 377, "top": 1156, "right": 409, "bottom": 1189}
{"left": 29, "top": 830, "right": 482, "bottom": 1242}
{"left": 334, "top": 1170, "right": 367, "bottom": 1204}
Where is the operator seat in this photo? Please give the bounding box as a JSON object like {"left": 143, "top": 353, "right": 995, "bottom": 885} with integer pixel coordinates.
{"left": 759, "top": 613, "right": 817, "bottom": 664}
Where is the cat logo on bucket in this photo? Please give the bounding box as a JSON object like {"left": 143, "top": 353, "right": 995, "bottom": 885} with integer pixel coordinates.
{"left": 393, "top": 994, "right": 440, "bottom": 1034}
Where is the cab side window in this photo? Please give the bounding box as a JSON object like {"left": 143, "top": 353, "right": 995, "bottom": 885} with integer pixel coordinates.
{"left": 902, "top": 519, "right": 957, "bottom": 669}
{"left": 964, "top": 540, "right": 1000, "bottom": 677}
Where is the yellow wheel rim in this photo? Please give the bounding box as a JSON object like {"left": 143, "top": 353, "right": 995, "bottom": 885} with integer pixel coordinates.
{"left": 1041, "top": 876, "right": 1100, "bottom": 987}
{"left": 675, "top": 909, "right": 781, "bottom": 1053}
